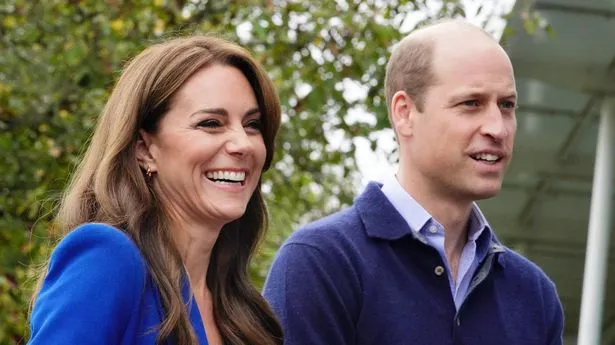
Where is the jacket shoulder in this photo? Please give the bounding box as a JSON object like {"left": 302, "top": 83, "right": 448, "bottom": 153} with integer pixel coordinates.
{"left": 29, "top": 223, "right": 149, "bottom": 344}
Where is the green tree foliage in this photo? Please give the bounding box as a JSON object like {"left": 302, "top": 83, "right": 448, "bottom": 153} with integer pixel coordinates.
{"left": 0, "top": 1, "right": 538, "bottom": 343}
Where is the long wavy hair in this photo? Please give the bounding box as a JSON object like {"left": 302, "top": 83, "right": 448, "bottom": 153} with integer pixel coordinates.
{"left": 32, "top": 36, "right": 283, "bottom": 345}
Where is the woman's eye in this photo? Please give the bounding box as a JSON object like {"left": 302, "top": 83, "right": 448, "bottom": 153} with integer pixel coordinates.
{"left": 246, "top": 120, "right": 262, "bottom": 131}
{"left": 196, "top": 119, "right": 221, "bottom": 128}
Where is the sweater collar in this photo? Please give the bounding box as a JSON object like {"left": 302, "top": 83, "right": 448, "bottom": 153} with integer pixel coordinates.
{"left": 355, "top": 182, "right": 505, "bottom": 258}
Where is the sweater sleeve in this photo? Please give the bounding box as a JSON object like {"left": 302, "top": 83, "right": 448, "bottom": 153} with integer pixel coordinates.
{"left": 263, "top": 242, "right": 360, "bottom": 345}
{"left": 545, "top": 279, "right": 564, "bottom": 345}
{"left": 28, "top": 223, "right": 147, "bottom": 345}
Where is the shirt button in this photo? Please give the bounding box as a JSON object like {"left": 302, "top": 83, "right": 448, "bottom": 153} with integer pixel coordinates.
{"left": 456, "top": 318, "right": 461, "bottom": 326}
{"left": 434, "top": 265, "right": 445, "bottom": 276}
{"left": 428, "top": 225, "right": 438, "bottom": 234}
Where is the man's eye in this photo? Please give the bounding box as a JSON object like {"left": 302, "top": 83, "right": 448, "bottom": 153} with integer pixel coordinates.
{"left": 462, "top": 100, "right": 479, "bottom": 107}
{"left": 197, "top": 120, "right": 221, "bottom": 128}
{"left": 500, "top": 101, "right": 516, "bottom": 109}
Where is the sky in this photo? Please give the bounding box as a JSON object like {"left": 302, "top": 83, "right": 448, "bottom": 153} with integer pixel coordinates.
{"left": 355, "top": 0, "right": 517, "bottom": 187}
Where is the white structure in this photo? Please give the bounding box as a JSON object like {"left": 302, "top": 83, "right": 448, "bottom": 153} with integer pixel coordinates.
{"left": 491, "top": 0, "right": 615, "bottom": 343}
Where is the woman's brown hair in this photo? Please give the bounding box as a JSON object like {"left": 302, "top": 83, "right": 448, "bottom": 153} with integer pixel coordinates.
{"left": 32, "top": 35, "right": 283, "bottom": 345}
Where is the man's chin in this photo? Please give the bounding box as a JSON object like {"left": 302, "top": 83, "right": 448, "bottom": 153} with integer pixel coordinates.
{"left": 469, "top": 185, "right": 502, "bottom": 201}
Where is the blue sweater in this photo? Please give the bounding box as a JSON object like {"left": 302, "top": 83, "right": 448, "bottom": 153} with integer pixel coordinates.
{"left": 29, "top": 223, "right": 208, "bottom": 345}
{"left": 263, "top": 182, "right": 564, "bottom": 345}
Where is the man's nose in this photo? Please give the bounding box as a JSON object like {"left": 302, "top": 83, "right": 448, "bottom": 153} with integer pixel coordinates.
{"left": 480, "top": 104, "right": 508, "bottom": 141}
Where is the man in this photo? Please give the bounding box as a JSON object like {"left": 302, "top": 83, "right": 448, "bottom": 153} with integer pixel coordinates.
{"left": 263, "top": 19, "right": 564, "bottom": 345}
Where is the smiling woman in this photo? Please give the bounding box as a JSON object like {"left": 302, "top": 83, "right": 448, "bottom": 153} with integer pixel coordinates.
{"left": 27, "top": 36, "right": 283, "bottom": 345}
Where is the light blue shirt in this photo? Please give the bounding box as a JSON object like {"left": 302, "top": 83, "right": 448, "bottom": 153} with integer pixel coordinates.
{"left": 381, "top": 175, "right": 492, "bottom": 310}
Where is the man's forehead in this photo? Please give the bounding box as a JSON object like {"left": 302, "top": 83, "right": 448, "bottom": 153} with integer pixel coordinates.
{"left": 430, "top": 39, "right": 514, "bottom": 78}
{"left": 408, "top": 20, "right": 496, "bottom": 44}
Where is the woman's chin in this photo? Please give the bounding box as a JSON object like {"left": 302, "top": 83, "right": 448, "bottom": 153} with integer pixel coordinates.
{"left": 214, "top": 206, "right": 249, "bottom": 225}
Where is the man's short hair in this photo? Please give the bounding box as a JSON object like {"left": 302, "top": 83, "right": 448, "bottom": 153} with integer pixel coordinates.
{"left": 385, "top": 20, "right": 495, "bottom": 118}
{"left": 384, "top": 35, "right": 436, "bottom": 117}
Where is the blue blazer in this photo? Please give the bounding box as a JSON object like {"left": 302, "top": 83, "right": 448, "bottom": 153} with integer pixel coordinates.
{"left": 29, "top": 223, "right": 209, "bottom": 344}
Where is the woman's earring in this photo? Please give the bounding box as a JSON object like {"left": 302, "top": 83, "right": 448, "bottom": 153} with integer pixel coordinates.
{"left": 146, "top": 167, "right": 152, "bottom": 177}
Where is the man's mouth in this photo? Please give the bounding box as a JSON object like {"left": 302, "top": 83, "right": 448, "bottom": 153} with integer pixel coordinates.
{"left": 205, "top": 170, "right": 246, "bottom": 186}
{"left": 470, "top": 153, "right": 502, "bottom": 164}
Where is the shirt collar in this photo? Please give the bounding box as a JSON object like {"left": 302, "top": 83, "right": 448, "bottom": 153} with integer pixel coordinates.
{"left": 355, "top": 180, "right": 507, "bottom": 269}
{"left": 468, "top": 202, "right": 491, "bottom": 241}
{"left": 380, "top": 174, "right": 493, "bottom": 244}
{"left": 381, "top": 174, "right": 431, "bottom": 236}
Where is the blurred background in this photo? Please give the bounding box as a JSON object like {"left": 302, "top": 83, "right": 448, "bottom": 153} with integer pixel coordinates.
{"left": 1, "top": 0, "right": 613, "bottom": 344}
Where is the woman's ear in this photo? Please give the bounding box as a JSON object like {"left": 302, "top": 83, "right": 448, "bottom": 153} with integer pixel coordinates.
{"left": 136, "top": 129, "right": 157, "bottom": 173}
{"left": 390, "top": 91, "right": 415, "bottom": 138}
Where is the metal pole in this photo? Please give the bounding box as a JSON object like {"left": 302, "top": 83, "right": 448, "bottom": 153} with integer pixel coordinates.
{"left": 577, "top": 98, "right": 615, "bottom": 345}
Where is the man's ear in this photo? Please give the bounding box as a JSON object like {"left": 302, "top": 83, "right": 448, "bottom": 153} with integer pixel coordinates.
{"left": 136, "top": 129, "right": 157, "bottom": 173}
{"left": 390, "top": 91, "right": 415, "bottom": 138}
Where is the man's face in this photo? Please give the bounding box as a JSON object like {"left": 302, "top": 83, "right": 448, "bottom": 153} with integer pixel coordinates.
{"left": 407, "top": 41, "right": 517, "bottom": 202}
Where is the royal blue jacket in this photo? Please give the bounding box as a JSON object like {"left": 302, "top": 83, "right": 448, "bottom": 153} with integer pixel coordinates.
{"left": 263, "top": 182, "right": 564, "bottom": 345}
{"left": 29, "top": 223, "right": 209, "bottom": 344}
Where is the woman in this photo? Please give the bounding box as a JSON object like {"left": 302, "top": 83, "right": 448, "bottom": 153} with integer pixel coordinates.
{"left": 28, "top": 35, "right": 283, "bottom": 345}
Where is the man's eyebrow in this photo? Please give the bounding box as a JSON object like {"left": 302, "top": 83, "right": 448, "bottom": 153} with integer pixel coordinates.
{"left": 449, "top": 91, "right": 486, "bottom": 101}
{"left": 449, "top": 90, "right": 518, "bottom": 100}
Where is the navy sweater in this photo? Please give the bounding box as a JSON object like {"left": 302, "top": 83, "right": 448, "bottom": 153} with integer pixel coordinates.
{"left": 263, "top": 182, "right": 564, "bottom": 345}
